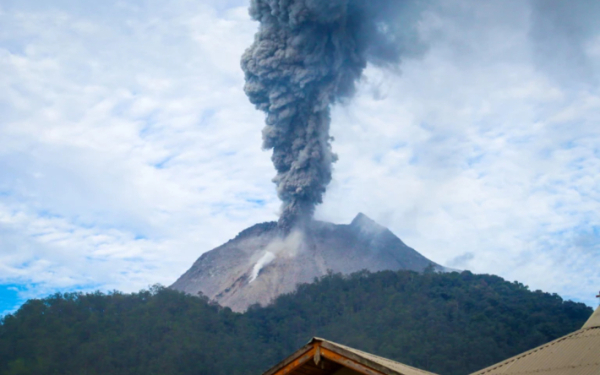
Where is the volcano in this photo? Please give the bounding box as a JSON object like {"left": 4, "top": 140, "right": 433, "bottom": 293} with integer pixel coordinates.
{"left": 170, "top": 213, "right": 445, "bottom": 312}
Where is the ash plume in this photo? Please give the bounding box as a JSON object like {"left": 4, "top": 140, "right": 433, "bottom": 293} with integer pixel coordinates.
{"left": 241, "top": 0, "right": 427, "bottom": 232}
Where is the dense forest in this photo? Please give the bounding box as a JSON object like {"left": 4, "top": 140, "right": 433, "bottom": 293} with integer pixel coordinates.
{"left": 0, "top": 270, "right": 592, "bottom": 375}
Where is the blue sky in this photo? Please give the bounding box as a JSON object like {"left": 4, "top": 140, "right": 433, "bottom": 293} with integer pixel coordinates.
{"left": 0, "top": 284, "right": 24, "bottom": 315}
{"left": 1, "top": 0, "right": 600, "bottom": 316}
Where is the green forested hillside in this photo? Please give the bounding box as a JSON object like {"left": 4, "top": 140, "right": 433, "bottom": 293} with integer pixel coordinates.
{"left": 0, "top": 270, "right": 592, "bottom": 375}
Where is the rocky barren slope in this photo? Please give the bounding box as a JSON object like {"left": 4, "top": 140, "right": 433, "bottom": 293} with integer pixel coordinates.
{"left": 171, "top": 213, "right": 444, "bottom": 311}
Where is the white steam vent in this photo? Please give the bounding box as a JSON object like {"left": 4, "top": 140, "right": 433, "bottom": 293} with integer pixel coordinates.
{"left": 249, "top": 252, "right": 275, "bottom": 283}
{"left": 249, "top": 230, "right": 304, "bottom": 283}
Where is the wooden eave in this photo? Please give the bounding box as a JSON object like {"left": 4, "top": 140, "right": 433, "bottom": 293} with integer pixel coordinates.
{"left": 262, "top": 338, "right": 439, "bottom": 375}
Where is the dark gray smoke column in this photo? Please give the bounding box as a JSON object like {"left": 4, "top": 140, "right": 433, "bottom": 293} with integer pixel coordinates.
{"left": 242, "top": 0, "right": 426, "bottom": 232}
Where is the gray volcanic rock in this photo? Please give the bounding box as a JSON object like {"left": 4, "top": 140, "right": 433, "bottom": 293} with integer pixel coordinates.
{"left": 170, "top": 213, "right": 443, "bottom": 312}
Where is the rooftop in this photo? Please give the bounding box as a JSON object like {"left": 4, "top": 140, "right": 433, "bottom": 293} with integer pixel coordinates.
{"left": 470, "top": 306, "right": 600, "bottom": 375}
{"left": 262, "top": 337, "right": 440, "bottom": 375}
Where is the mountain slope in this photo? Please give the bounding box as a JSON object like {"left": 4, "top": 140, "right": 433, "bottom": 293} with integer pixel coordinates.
{"left": 171, "top": 213, "right": 443, "bottom": 311}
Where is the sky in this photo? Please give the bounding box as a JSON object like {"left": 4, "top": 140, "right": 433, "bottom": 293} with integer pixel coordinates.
{"left": 1, "top": 0, "right": 599, "bottom": 316}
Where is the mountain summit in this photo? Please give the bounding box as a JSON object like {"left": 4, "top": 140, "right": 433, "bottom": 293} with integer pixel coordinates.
{"left": 170, "top": 213, "right": 444, "bottom": 312}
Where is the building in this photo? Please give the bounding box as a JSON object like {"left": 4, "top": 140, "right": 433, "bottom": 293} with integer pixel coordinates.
{"left": 261, "top": 337, "right": 440, "bottom": 375}
{"left": 261, "top": 306, "right": 600, "bottom": 375}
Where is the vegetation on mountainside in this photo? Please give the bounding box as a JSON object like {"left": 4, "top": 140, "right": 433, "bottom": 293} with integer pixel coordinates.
{"left": 0, "top": 270, "right": 592, "bottom": 375}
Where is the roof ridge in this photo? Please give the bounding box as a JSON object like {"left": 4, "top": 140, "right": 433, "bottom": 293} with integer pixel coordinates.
{"left": 330, "top": 342, "right": 395, "bottom": 361}
{"left": 582, "top": 306, "right": 600, "bottom": 329}
{"left": 317, "top": 338, "right": 438, "bottom": 375}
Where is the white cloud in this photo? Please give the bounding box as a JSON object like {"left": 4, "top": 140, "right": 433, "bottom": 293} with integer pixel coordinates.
{"left": 0, "top": 0, "right": 599, "bottom": 307}
{"left": 0, "top": 0, "right": 279, "bottom": 300}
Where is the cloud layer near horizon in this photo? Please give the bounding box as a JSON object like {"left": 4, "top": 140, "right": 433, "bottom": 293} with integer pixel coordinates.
{"left": 1, "top": 0, "right": 599, "bottom": 314}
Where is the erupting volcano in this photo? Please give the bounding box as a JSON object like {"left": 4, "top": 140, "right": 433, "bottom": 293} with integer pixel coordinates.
{"left": 171, "top": 214, "right": 446, "bottom": 312}
{"left": 170, "top": 2, "right": 438, "bottom": 310}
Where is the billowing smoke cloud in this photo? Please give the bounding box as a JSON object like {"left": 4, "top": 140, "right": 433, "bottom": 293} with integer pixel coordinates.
{"left": 241, "top": 0, "right": 427, "bottom": 231}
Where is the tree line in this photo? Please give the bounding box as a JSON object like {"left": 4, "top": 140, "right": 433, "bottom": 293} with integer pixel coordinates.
{"left": 0, "top": 269, "right": 592, "bottom": 375}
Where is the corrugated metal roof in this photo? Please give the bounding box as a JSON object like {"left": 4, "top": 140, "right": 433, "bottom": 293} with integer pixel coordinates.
{"left": 470, "top": 307, "right": 600, "bottom": 375}
{"left": 317, "top": 338, "right": 438, "bottom": 375}
{"left": 261, "top": 337, "right": 440, "bottom": 375}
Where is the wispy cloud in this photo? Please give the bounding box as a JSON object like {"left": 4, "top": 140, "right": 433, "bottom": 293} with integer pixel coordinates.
{"left": 0, "top": 0, "right": 279, "bottom": 305}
